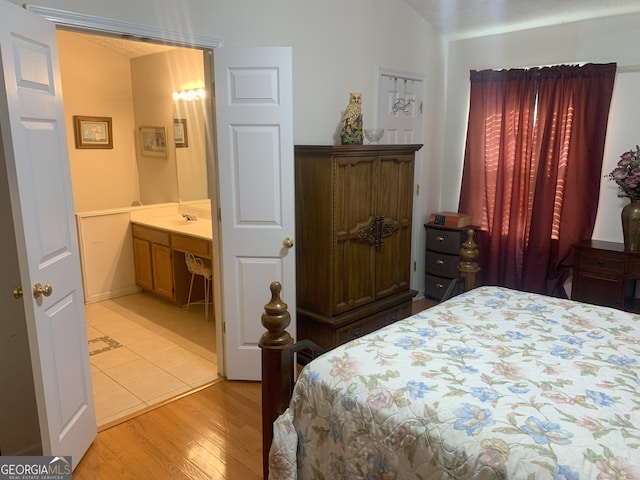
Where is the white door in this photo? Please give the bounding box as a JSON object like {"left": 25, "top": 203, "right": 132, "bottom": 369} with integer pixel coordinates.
{"left": 215, "top": 47, "right": 295, "bottom": 380}
{"left": 0, "top": 0, "right": 95, "bottom": 465}
{"left": 377, "top": 72, "right": 424, "bottom": 144}
{"left": 377, "top": 71, "right": 425, "bottom": 292}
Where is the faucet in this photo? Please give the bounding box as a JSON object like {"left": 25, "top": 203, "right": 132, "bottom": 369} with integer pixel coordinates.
{"left": 182, "top": 213, "right": 198, "bottom": 221}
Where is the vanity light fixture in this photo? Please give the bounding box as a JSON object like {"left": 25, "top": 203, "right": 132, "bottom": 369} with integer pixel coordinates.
{"left": 172, "top": 88, "right": 205, "bottom": 101}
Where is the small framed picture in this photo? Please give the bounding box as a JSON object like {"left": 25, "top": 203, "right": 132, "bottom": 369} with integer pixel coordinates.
{"left": 139, "top": 126, "right": 167, "bottom": 158}
{"left": 173, "top": 118, "right": 188, "bottom": 148}
{"left": 73, "top": 116, "right": 113, "bottom": 149}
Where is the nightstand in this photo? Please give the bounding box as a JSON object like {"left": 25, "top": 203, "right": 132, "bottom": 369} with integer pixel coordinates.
{"left": 572, "top": 240, "right": 640, "bottom": 312}
{"left": 424, "top": 223, "right": 469, "bottom": 301}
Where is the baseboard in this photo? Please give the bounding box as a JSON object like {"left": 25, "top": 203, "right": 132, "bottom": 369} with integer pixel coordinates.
{"left": 84, "top": 285, "right": 142, "bottom": 304}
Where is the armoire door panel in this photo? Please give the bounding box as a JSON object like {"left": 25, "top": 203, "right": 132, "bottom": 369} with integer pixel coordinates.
{"left": 374, "top": 154, "right": 414, "bottom": 299}
{"left": 332, "top": 157, "right": 377, "bottom": 312}
{"left": 333, "top": 236, "right": 375, "bottom": 313}
{"left": 334, "top": 157, "right": 376, "bottom": 236}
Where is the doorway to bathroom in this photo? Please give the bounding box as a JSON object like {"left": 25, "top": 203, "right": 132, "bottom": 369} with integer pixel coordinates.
{"left": 57, "top": 29, "right": 220, "bottom": 428}
{"left": 3, "top": 2, "right": 295, "bottom": 460}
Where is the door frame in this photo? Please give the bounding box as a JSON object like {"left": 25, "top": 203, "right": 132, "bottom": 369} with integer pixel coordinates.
{"left": 25, "top": 4, "right": 227, "bottom": 373}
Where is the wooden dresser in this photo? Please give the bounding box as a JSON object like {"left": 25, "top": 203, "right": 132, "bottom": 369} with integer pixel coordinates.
{"left": 571, "top": 240, "right": 640, "bottom": 313}
{"left": 295, "top": 144, "right": 422, "bottom": 360}
{"left": 424, "top": 223, "right": 469, "bottom": 301}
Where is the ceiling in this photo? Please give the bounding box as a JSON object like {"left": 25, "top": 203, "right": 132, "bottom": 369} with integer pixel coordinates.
{"left": 73, "top": 1, "right": 640, "bottom": 51}
{"left": 405, "top": 0, "right": 640, "bottom": 39}
{"left": 73, "top": 31, "right": 177, "bottom": 58}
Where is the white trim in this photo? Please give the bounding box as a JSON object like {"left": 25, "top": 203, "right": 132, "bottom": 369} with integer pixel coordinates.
{"left": 24, "top": 4, "right": 223, "bottom": 48}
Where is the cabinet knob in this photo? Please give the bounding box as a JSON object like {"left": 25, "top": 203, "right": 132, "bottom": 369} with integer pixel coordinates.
{"left": 436, "top": 259, "right": 444, "bottom": 265}
{"left": 598, "top": 259, "right": 604, "bottom": 266}
{"left": 436, "top": 236, "right": 444, "bottom": 242}
{"left": 436, "top": 283, "right": 443, "bottom": 289}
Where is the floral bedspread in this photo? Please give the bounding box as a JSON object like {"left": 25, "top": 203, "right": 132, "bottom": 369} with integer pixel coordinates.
{"left": 269, "top": 286, "right": 640, "bottom": 479}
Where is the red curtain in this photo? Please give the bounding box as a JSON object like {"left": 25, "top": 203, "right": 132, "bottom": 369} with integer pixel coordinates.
{"left": 459, "top": 63, "right": 616, "bottom": 296}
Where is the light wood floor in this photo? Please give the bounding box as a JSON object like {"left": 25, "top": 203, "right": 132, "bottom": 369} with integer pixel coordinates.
{"left": 74, "top": 380, "right": 262, "bottom": 479}
{"left": 74, "top": 297, "right": 436, "bottom": 478}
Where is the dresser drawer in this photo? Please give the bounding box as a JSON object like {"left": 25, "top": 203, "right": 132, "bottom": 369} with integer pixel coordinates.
{"left": 425, "top": 252, "right": 459, "bottom": 277}
{"left": 426, "top": 228, "right": 463, "bottom": 254}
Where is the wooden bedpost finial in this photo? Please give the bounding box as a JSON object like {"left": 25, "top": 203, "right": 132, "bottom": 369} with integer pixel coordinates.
{"left": 260, "top": 281, "right": 292, "bottom": 347}
{"left": 458, "top": 228, "right": 481, "bottom": 291}
{"left": 460, "top": 229, "right": 479, "bottom": 265}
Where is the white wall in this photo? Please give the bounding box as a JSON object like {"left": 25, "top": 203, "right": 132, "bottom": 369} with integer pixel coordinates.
{"left": 444, "top": 12, "right": 640, "bottom": 244}
{"left": 57, "top": 30, "right": 140, "bottom": 211}
{"left": 10, "top": 0, "right": 444, "bottom": 295}
{"left": 13, "top": 0, "right": 439, "bottom": 145}
{"left": 12, "top": 1, "right": 638, "bottom": 288}
{"left": 595, "top": 71, "right": 640, "bottom": 242}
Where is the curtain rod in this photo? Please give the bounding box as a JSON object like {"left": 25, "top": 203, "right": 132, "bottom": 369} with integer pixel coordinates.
{"left": 513, "top": 63, "right": 640, "bottom": 73}
{"left": 617, "top": 64, "right": 640, "bottom": 73}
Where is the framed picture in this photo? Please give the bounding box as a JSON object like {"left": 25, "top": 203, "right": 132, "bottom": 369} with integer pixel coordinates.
{"left": 73, "top": 116, "right": 113, "bottom": 149}
{"left": 173, "top": 118, "right": 188, "bottom": 148}
{"left": 139, "top": 126, "right": 167, "bottom": 158}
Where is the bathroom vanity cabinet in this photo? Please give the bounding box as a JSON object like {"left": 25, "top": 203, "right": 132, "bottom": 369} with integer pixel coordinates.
{"left": 132, "top": 224, "right": 174, "bottom": 300}
{"left": 131, "top": 221, "right": 212, "bottom": 305}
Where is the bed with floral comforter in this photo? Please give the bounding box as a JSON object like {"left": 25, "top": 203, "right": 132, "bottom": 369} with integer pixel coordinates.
{"left": 269, "top": 286, "right": 640, "bottom": 479}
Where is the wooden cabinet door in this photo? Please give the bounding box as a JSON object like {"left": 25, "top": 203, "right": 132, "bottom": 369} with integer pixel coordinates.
{"left": 375, "top": 153, "right": 414, "bottom": 298}
{"left": 332, "top": 155, "right": 377, "bottom": 314}
{"left": 152, "top": 243, "right": 174, "bottom": 300}
{"left": 132, "top": 237, "right": 153, "bottom": 291}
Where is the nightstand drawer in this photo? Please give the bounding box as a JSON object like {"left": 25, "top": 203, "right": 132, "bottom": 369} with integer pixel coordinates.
{"left": 426, "top": 228, "right": 463, "bottom": 254}
{"left": 425, "top": 274, "right": 463, "bottom": 301}
{"left": 425, "top": 252, "right": 459, "bottom": 277}
{"left": 579, "top": 251, "right": 625, "bottom": 274}
{"left": 628, "top": 258, "right": 640, "bottom": 277}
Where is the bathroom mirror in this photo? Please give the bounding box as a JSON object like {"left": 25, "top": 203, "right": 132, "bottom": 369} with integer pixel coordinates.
{"left": 131, "top": 47, "right": 210, "bottom": 205}
{"left": 58, "top": 30, "right": 211, "bottom": 211}
{"left": 174, "top": 101, "right": 208, "bottom": 202}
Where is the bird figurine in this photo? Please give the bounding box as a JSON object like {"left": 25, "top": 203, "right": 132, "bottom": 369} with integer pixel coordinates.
{"left": 339, "top": 92, "right": 363, "bottom": 145}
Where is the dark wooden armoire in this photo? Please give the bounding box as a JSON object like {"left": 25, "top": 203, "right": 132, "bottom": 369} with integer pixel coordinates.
{"left": 294, "top": 144, "right": 422, "bottom": 361}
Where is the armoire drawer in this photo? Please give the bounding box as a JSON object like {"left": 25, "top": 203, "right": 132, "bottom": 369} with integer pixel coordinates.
{"left": 335, "top": 301, "right": 410, "bottom": 345}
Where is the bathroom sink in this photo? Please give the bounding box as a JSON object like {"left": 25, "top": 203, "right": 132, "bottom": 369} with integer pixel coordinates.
{"left": 132, "top": 215, "right": 212, "bottom": 240}
{"left": 163, "top": 218, "right": 192, "bottom": 226}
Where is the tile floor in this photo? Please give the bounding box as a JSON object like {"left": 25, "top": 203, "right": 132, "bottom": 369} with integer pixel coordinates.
{"left": 85, "top": 292, "right": 219, "bottom": 428}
